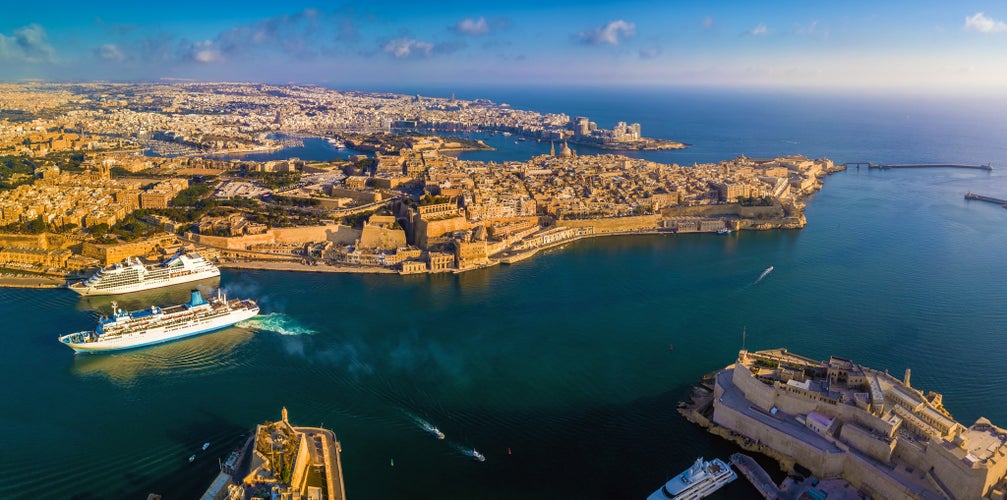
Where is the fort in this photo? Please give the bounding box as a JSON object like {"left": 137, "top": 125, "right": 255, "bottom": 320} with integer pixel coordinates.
{"left": 681, "top": 348, "right": 1007, "bottom": 499}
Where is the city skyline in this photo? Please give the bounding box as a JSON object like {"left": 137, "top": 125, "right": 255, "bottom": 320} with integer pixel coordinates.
{"left": 2, "top": 1, "right": 1007, "bottom": 92}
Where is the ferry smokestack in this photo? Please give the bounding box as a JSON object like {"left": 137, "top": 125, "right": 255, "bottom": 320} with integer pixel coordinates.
{"left": 189, "top": 290, "right": 206, "bottom": 307}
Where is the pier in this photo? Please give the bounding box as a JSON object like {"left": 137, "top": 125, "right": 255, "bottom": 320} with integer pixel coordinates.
{"left": 730, "top": 453, "right": 780, "bottom": 500}
{"left": 869, "top": 163, "right": 992, "bottom": 171}
{"left": 842, "top": 162, "right": 992, "bottom": 171}
{"left": 964, "top": 192, "right": 1007, "bottom": 208}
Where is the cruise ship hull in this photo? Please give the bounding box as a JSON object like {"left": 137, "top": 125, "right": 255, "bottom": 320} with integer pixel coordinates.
{"left": 68, "top": 268, "right": 220, "bottom": 296}
{"left": 60, "top": 306, "right": 258, "bottom": 353}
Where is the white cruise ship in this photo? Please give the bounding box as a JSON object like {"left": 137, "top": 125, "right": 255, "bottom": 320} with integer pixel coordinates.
{"left": 647, "top": 457, "right": 737, "bottom": 500}
{"left": 59, "top": 289, "right": 259, "bottom": 353}
{"left": 69, "top": 251, "right": 220, "bottom": 296}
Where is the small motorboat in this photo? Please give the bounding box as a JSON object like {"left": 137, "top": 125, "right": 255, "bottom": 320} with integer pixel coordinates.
{"left": 472, "top": 449, "right": 486, "bottom": 462}
{"left": 188, "top": 454, "right": 196, "bottom": 463}
{"left": 202, "top": 442, "right": 210, "bottom": 451}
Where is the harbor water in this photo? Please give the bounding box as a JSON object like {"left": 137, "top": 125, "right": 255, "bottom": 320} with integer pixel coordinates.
{"left": 3, "top": 87, "right": 1007, "bottom": 498}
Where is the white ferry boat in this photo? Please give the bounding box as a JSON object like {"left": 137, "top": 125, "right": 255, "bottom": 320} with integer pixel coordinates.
{"left": 58, "top": 290, "right": 259, "bottom": 353}
{"left": 69, "top": 252, "right": 220, "bottom": 296}
{"left": 647, "top": 457, "right": 737, "bottom": 500}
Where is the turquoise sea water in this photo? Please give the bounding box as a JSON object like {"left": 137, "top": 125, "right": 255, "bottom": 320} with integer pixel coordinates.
{"left": 3, "top": 88, "right": 1007, "bottom": 498}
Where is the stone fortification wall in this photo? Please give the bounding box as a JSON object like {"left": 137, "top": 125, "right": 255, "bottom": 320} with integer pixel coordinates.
{"left": 925, "top": 439, "right": 995, "bottom": 499}
{"left": 735, "top": 363, "right": 905, "bottom": 440}
{"left": 841, "top": 452, "right": 923, "bottom": 500}
{"left": 290, "top": 434, "right": 312, "bottom": 494}
{"left": 712, "top": 398, "right": 846, "bottom": 477}
{"left": 730, "top": 364, "right": 779, "bottom": 411}
{"left": 0, "top": 233, "right": 48, "bottom": 249}
{"left": 556, "top": 214, "right": 661, "bottom": 233}
{"left": 413, "top": 216, "right": 472, "bottom": 248}
{"left": 661, "top": 204, "right": 783, "bottom": 219}
{"left": 82, "top": 233, "right": 177, "bottom": 265}
{"left": 358, "top": 224, "right": 406, "bottom": 250}
{"left": 326, "top": 187, "right": 381, "bottom": 203}
{"left": 839, "top": 423, "right": 895, "bottom": 463}
{"left": 192, "top": 225, "right": 359, "bottom": 250}
{"left": 893, "top": 436, "right": 930, "bottom": 472}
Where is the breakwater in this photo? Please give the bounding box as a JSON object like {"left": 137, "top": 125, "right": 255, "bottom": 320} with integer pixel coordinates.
{"left": 965, "top": 192, "right": 1007, "bottom": 207}
{"left": 842, "top": 162, "right": 993, "bottom": 171}
{"left": 870, "top": 163, "right": 992, "bottom": 170}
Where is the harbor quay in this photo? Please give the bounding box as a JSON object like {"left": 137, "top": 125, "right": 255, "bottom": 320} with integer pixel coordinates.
{"left": 681, "top": 348, "right": 1007, "bottom": 500}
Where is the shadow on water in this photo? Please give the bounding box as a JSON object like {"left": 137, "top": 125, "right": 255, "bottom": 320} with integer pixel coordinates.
{"left": 373, "top": 381, "right": 768, "bottom": 500}
{"left": 73, "top": 278, "right": 221, "bottom": 314}
{"left": 116, "top": 412, "right": 250, "bottom": 499}
{"left": 68, "top": 327, "right": 255, "bottom": 384}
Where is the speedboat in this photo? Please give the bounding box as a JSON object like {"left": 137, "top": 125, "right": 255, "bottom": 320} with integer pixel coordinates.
{"left": 472, "top": 449, "right": 486, "bottom": 462}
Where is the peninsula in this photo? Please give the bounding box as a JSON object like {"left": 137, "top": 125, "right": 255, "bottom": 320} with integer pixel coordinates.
{"left": 0, "top": 83, "right": 841, "bottom": 284}
{"left": 680, "top": 348, "right": 1007, "bottom": 499}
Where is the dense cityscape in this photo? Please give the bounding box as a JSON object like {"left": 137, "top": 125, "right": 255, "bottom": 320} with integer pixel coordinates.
{"left": 5, "top": 2, "right": 1007, "bottom": 499}
{"left": 0, "top": 83, "right": 836, "bottom": 283}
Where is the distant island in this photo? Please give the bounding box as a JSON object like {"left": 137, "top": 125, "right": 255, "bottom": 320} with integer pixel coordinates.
{"left": 0, "top": 82, "right": 841, "bottom": 286}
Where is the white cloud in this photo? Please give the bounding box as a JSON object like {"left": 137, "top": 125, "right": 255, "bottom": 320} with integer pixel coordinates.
{"left": 95, "top": 44, "right": 125, "bottom": 61}
{"left": 965, "top": 12, "right": 1007, "bottom": 33}
{"left": 0, "top": 24, "right": 55, "bottom": 63}
{"left": 383, "top": 37, "right": 434, "bottom": 58}
{"left": 578, "top": 20, "right": 636, "bottom": 45}
{"left": 748, "top": 23, "right": 769, "bottom": 36}
{"left": 190, "top": 41, "right": 224, "bottom": 63}
{"left": 456, "top": 17, "right": 489, "bottom": 36}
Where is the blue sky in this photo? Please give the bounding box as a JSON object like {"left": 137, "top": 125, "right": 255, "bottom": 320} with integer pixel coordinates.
{"left": 2, "top": 1, "right": 1006, "bottom": 92}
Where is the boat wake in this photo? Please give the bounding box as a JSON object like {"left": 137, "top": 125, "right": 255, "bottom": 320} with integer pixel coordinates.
{"left": 752, "top": 265, "right": 774, "bottom": 286}
{"left": 237, "top": 313, "right": 316, "bottom": 335}
{"left": 404, "top": 412, "right": 445, "bottom": 440}
{"left": 452, "top": 443, "right": 486, "bottom": 462}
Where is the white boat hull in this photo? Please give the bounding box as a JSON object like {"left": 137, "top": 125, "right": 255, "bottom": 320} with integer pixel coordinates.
{"left": 62, "top": 307, "right": 258, "bottom": 353}
{"left": 68, "top": 268, "right": 221, "bottom": 296}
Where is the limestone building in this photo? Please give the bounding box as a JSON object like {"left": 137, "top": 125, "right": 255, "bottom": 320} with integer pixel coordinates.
{"left": 710, "top": 348, "right": 1007, "bottom": 500}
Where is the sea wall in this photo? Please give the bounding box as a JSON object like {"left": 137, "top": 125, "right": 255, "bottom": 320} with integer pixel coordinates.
{"left": 711, "top": 396, "right": 846, "bottom": 477}
{"left": 556, "top": 214, "right": 661, "bottom": 233}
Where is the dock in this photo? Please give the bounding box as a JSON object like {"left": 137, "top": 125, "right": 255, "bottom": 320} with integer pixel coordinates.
{"left": 965, "top": 192, "right": 1007, "bottom": 207}
{"left": 869, "top": 163, "right": 992, "bottom": 171}
{"left": 730, "top": 453, "right": 780, "bottom": 499}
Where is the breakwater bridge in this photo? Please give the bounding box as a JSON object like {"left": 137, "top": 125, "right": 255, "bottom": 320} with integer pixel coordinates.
{"left": 965, "top": 192, "right": 1007, "bottom": 208}
{"left": 842, "top": 161, "right": 992, "bottom": 171}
